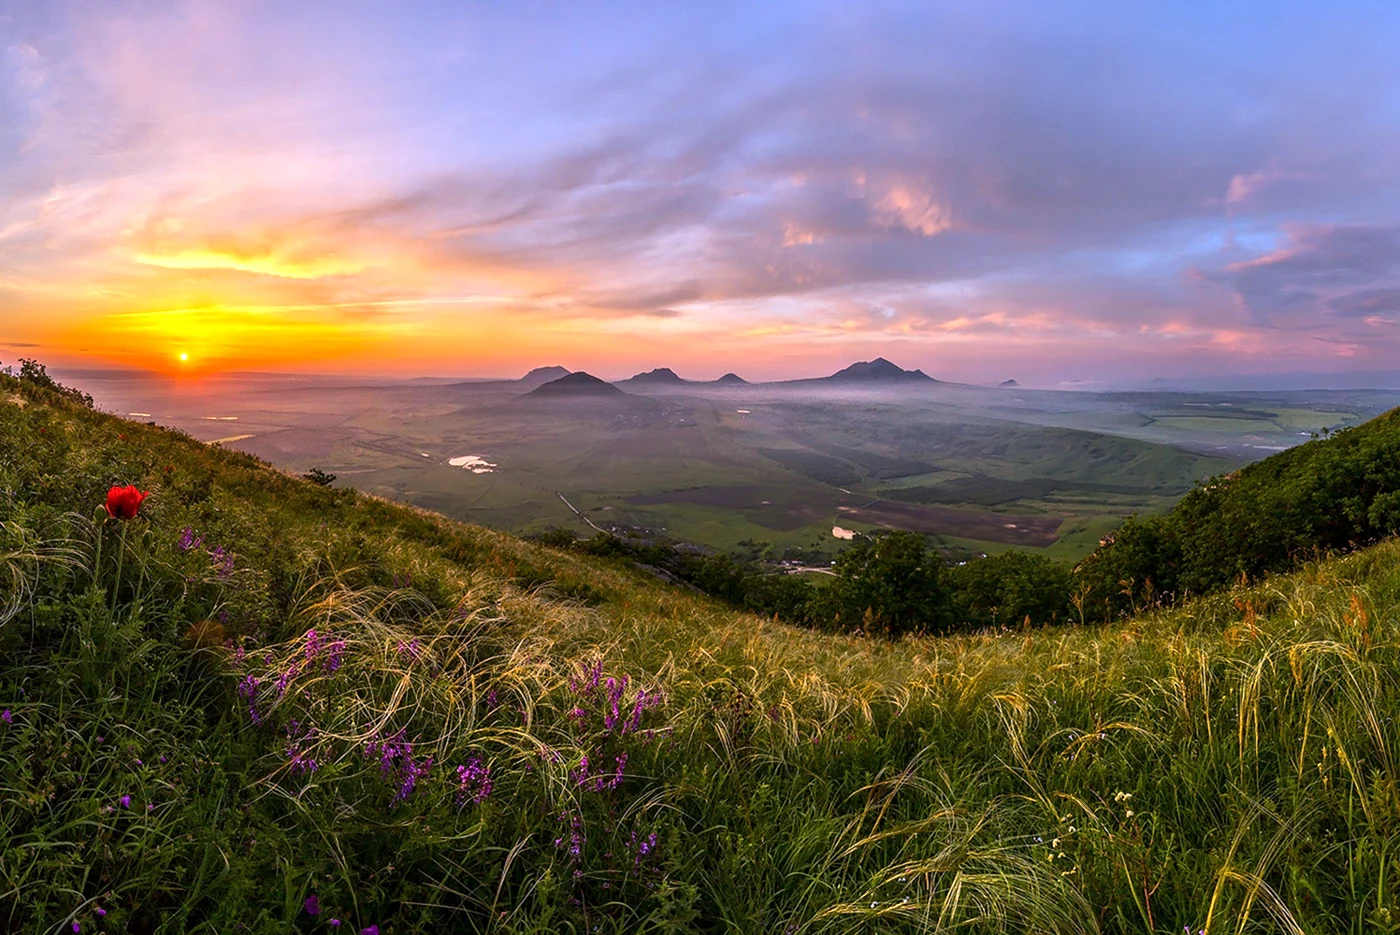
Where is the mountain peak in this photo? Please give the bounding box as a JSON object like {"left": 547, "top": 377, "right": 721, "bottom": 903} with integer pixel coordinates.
{"left": 525, "top": 371, "right": 625, "bottom": 397}
{"left": 827, "top": 358, "right": 935, "bottom": 382}
{"left": 714, "top": 372, "right": 748, "bottom": 385}
{"left": 626, "top": 367, "right": 687, "bottom": 384}
{"left": 999, "top": 379, "right": 1019, "bottom": 387}
{"left": 518, "top": 365, "right": 571, "bottom": 388}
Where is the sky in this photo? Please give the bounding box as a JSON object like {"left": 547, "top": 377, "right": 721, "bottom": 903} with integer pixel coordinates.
{"left": 2, "top": 0, "right": 1400, "bottom": 386}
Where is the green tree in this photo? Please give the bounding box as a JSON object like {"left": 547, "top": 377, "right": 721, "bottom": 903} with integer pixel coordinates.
{"left": 826, "top": 531, "right": 950, "bottom": 636}
{"left": 1072, "top": 515, "right": 1182, "bottom": 621}
{"left": 947, "top": 550, "right": 1072, "bottom": 629}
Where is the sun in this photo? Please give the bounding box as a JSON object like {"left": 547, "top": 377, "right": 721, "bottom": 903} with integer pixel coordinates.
{"left": 178, "top": 352, "right": 190, "bottom": 363}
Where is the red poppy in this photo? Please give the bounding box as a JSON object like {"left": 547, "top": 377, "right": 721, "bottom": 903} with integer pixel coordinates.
{"left": 104, "top": 485, "right": 149, "bottom": 519}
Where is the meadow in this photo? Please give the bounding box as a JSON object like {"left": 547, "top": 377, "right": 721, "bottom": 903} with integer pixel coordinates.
{"left": 4, "top": 371, "right": 1400, "bottom": 932}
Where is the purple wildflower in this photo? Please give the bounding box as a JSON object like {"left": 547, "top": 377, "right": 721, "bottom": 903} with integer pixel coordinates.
{"left": 208, "top": 545, "right": 234, "bottom": 579}
{"left": 237, "top": 675, "right": 261, "bottom": 723}
{"left": 71, "top": 923, "right": 80, "bottom": 933}
{"left": 628, "top": 828, "right": 659, "bottom": 867}
{"left": 571, "top": 755, "right": 590, "bottom": 786}
{"left": 570, "top": 658, "right": 604, "bottom": 694}
{"left": 1, "top": 709, "right": 11, "bottom": 724}
{"left": 365, "top": 728, "right": 412, "bottom": 776}
{"left": 303, "top": 629, "right": 321, "bottom": 660}
{"left": 119, "top": 795, "right": 130, "bottom": 809}
{"left": 365, "top": 728, "right": 430, "bottom": 803}
{"left": 176, "top": 526, "right": 204, "bottom": 552}
{"left": 304, "top": 895, "right": 320, "bottom": 916}
{"left": 454, "top": 756, "right": 493, "bottom": 806}
{"left": 394, "top": 754, "right": 432, "bottom": 804}
{"left": 329, "top": 921, "right": 341, "bottom": 928}
{"left": 485, "top": 689, "right": 499, "bottom": 710}
{"left": 361, "top": 926, "right": 379, "bottom": 935}
{"left": 553, "top": 811, "right": 585, "bottom": 861}
{"left": 322, "top": 640, "right": 346, "bottom": 673}
{"left": 95, "top": 908, "right": 106, "bottom": 918}
{"left": 274, "top": 660, "right": 303, "bottom": 699}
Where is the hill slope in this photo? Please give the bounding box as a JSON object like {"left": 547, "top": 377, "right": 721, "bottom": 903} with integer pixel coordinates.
{"left": 2, "top": 371, "right": 1398, "bottom": 932}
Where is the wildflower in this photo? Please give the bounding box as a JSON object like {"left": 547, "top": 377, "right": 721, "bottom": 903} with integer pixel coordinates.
{"left": 329, "top": 921, "right": 341, "bottom": 928}
{"left": 1, "top": 709, "right": 11, "bottom": 724}
{"left": 571, "top": 754, "right": 591, "bottom": 786}
{"left": 304, "top": 895, "right": 320, "bottom": 916}
{"left": 237, "top": 675, "right": 262, "bottom": 723}
{"left": 104, "top": 485, "right": 149, "bottom": 519}
{"left": 322, "top": 640, "right": 345, "bottom": 673}
{"left": 274, "top": 661, "right": 302, "bottom": 698}
{"left": 394, "top": 755, "right": 432, "bottom": 804}
{"left": 455, "top": 756, "right": 493, "bottom": 806}
{"left": 591, "top": 753, "right": 627, "bottom": 792}
{"left": 71, "top": 922, "right": 80, "bottom": 933}
{"left": 176, "top": 527, "right": 204, "bottom": 551}
{"left": 361, "top": 927, "right": 379, "bottom": 935}
{"left": 570, "top": 658, "right": 604, "bottom": 694}
{"left": 209, "top": 546, "right": 235, "bottom": 579}
{"left": 554, "top": 811, "right": 585, "bottom": 861}
{"left": 119, "top": 795, "right": 130, "bottom": 809}
{"left": 95, "top": 909, "right": 106, "bottom": 918}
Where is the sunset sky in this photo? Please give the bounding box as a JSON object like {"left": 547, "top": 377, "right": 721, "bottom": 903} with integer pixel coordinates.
{"left": 2, "top": 1, "right": 1400, "bottom": 385}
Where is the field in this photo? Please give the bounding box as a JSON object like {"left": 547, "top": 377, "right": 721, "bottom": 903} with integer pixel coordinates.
{"left": 67, "top": 371, "right": 1399, "bottom": 562}
{"left": 5, "top": 374, "right": 1400, "bottom": 931}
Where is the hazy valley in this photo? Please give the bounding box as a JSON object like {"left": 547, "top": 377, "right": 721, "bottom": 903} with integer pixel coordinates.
{"left": 69, "top": 362, "right": 1400, "bottom": 563}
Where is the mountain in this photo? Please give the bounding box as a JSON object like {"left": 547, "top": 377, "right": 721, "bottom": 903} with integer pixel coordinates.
{"left": 621, "top": 367, "right": 688, "bottom": 385}
{"left": 999, "top": 379, "right": 1019, "bottom": 387}
{"left": 518, "top": 365, "right": 571, "bottom": 388}
{"left": 525, "top": 371, "right": 625, "bottom": 397}
{"left": 713, "top": 373, "right": 748, "bottom": 385}
{"left": 826, "top": 357, "right": 935, "bottom": 383}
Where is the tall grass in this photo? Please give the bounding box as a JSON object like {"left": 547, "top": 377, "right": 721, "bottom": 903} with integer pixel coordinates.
{"left": 2, "top": 373, "right": 1399, "bottom": 932}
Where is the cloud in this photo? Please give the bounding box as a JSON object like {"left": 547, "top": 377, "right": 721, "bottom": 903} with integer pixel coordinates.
{"left": 1209, "top": 223, "right": 1400, "bottom": 325}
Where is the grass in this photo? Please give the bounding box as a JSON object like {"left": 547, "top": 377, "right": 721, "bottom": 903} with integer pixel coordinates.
{"left": 3, "top": 373, "right": 1400, "bottom": 932}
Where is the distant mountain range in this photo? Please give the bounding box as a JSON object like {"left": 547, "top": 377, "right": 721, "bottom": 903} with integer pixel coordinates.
{"left": 613, "top": 368, "right": 752, "bottom": 388}
{"left": 520, "top": 357, "right": 943, "bottom": 396}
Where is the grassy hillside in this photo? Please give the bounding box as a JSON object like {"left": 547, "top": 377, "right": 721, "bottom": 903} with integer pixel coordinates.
{"left": 3, "top": 373, "right": 1400, "bottom": 933}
